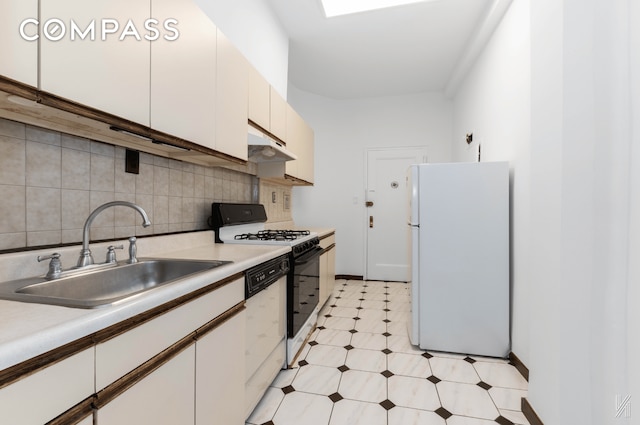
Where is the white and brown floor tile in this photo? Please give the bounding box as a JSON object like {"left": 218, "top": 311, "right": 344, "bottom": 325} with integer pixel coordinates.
{"left": 246, "top": 280, "right": 530, "bottom": 425}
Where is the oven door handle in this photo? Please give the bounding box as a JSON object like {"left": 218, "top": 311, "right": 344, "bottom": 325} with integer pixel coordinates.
{"left": 294, "top": 246, "right": 324, "bottom": 265}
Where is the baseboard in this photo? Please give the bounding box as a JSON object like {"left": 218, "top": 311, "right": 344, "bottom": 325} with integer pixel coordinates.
{"left": 335, "top": 275, "right": 363, "bottom": 280}
{"left": 522, "top": 398, "right": 543, "bottom": 425}
{"left": 509, "top": 351, "right": 529, "bottom": 381}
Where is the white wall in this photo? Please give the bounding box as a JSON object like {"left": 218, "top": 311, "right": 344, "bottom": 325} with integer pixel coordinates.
{"left": 288, "top": 87, "right": 452, "bottom": 276}
{"left": 455, "top": 0, "right": 639, "bottom": 422}
{"left": 450, "top": 0, "right": 532, "bottom": 368}
{"left": 527, "top": 0, "right": 636, "bottom": 423}
{"left": 193, "top": 0, "right": 289, "bottom": 97}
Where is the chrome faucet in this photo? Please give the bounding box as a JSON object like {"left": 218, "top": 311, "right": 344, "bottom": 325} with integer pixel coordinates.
{"left": 77, "top": 201, "right": 151, "bottom": 267}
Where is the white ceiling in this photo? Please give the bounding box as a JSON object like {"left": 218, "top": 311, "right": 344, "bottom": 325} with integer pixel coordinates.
{"left": 265, "top": 0, "right": 498, "bottom": 99}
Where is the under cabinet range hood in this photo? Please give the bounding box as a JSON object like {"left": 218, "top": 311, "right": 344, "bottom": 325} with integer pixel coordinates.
{"left": 247, "top": 125, "right": 297, "bottom": 163}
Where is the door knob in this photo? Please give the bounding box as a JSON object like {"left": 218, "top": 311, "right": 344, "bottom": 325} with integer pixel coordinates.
{"left": 369, "top": 216, "right": 374, "bottom": 228}
{"left": 365, "top": 201, "right": 374, "bottom": 207}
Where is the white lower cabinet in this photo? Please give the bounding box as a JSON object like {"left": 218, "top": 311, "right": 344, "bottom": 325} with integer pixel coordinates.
{"left": 96, "top": 346, "right": 196, "bottom": 425}
{"left": 0, "top": 348, "right": 94, "bottom": 425}
{"left": 196, "top": 310, "right": 246, "bottom": 425}
{"left": 319, "top": 234, "right": 336, "bottom": 307}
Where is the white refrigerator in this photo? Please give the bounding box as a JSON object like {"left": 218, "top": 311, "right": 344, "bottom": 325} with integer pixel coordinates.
{"left": 407, "top": 162, "right": 510, "bottom": 358}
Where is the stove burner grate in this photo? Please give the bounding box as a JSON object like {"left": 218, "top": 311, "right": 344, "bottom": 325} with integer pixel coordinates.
{"left": 234, "top": 229, "right": 310, "bottom": 241}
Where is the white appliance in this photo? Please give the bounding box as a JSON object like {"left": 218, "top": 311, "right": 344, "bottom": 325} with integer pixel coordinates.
{"left": 407, "top": 162, "right": 510, "bottom": 358}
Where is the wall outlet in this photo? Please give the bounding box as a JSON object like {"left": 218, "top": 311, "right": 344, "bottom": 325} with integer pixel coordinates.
{"left": 272, "top": 191, "right": 277, "bottom": 203}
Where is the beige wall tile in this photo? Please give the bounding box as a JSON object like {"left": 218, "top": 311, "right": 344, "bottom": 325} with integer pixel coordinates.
{"left": 26, "top": 141, "right": 61, "bottom": 188}
{"left": 182, "top": 197, "right": 195, "bottom": 223}
{"left": 61, "top": 189, "right": 90, "bottom": 230}
{"left": 0, "top": 232, "right": 26, "bottom": 250}
{"left": 154, "top": 223, "right": 169, "bottom": 234}
{"left": 153, "top": 195, "right": 169, "bottom": 225}
{"left": 61, "top": 134, "right": 91, "bottom": 152}
{"left": 194, "top": 174, "right": 205, "bottom": 199}
{"left": 0, "top": 185, "right": 25, "bottom": 233}
{"left": 154, "top": 156, "right": 169, "bottom": 168}
{"left": 26, "top": 187, "right": 60, "bottom": 231}
{"left": 90, "top": 154, "right": 115, "bottom": 192}
{"left": 0, "top": 136, "right": 26, "bottom": 186}
{"left": 153, "top": 166, "right": 169, "bottom": 196}
{"left": 0, "top": 118, "right": 25, "bottom": 139}
{"left": 183, "top": 172, "right": 195, "bottom": 197}
{"left": 26, "top": 126, "right": 60, "bottom": 146}
{"left": 62, "top": 229, "right": 82, "bottom": 244}
{"left": 91, "top": 141, "right": 115, "bottom": 157}
{"left": 140, "top": 152, "right": 154, "bottom": 165}
{"left": 136, "top": 163, "right": 154, "bottom": 195}
{"left": 169, "top": 168, "right": 183, "bottom": 196}
{"left": 115, "top": 165, "right": 136, "bottom": 194}
{"left": 27, "top": 230, "right": 61, "bottom": 247}
{"left": 62, "top": 148, "right": 90, "bottom": 190}
{"left": 168, "top": 196, "right": 182, "bottom": 224}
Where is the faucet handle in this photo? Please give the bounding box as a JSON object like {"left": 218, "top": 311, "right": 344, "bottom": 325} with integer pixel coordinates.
{"left": 37, "top": 253, "right": 62, "bottom": 280}
{"left": 127, "top": 237, "right": 138, "bottom": 264}
{"left": 106, "top": 245, "right": 124, "bottom": 263}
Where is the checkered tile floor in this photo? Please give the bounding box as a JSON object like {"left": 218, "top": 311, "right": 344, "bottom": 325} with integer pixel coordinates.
{"left": 246, "top": 280, "right": 529, "bottom": 425}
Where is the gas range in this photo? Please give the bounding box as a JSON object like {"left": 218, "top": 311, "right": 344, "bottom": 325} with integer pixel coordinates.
{"left": 210, "top": 202, "right": 322, "bottom": 367}
{"left": 212, "top": 203, "right": 318, "bottom": 248}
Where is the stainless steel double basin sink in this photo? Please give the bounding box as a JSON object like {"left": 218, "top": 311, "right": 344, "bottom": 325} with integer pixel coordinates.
{"left": 0, "top": 258, "right": 231, "bottom": 309}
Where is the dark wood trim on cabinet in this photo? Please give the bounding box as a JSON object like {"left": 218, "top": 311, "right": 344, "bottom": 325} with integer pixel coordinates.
{"left": 336, "top": 275, "right": 364, "bottom": 281}
{"left": 94, "top": 301, "right": 245, "bottom": 409}
{"left": 284, "top": 174, "right": 313, "bottom": 186}
{"left": 0, "top": 75, "right": 38, "bottom": 101}
{"left": 509, "top": 351, "right": 529, "bottom": 381}
{"left": 320, "top": 243, "right": 336, "bottom": 255}
{"left": 522, "top": 398, "right": 544, "bottom": 425}
{"left": 318, "top": 232, "right": 335, "bottom": 242}
{"left": 0, "top": 77, "right": 246, "bottom": 166}
{"left": 0, "top": 335, "right": 95, "bottom": 390}
{"left": 248, "top": 119, "right": 287, "bottom": 146}
{"left": 38, "top": 91, "right": 246, "bottom": 166}
{"left": 0, "top": 272, "right": 244, "bottom": 389}
{"left": 46, "top": 397, "right": 94, "bottom": 425}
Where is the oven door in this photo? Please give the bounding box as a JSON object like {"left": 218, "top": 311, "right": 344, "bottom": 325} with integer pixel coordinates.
{"left": 287, "top": 246, "right": 323, "bottom": 338}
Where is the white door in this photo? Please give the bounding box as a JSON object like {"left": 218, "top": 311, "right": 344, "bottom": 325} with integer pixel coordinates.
{"left": 365, "top": 148, "right": 427, "bottom": 281}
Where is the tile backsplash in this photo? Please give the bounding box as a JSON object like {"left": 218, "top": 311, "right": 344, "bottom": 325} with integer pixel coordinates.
{"left": 0, "top": 117, "right": 291, "bottom": 251}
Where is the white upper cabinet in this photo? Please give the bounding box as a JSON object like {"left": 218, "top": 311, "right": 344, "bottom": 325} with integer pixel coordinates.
{"left": 248, "top": 64, "right": 270, "bottom": 132}
{"left": 0, "top": 0, "right": 38, "bottom": 87}
{"left": 285, "top": 104, "right": 314, "bottom": 184}
{"left": 270, "top": 87, "right": 287, "bottom": 141}
{"left": 216, "top": 29, "right": 248, "bottom": 161}
{"left": 151, "top": 0, "right": 216, "bottom": 150}
{"left": 40, "top": 0, "right": 151, "bottom": 126}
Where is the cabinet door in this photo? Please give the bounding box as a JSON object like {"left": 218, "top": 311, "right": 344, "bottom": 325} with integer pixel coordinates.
{"left": 95, "top": 278, "right": 243, "bottom": 391}
{"left": 196, "top": 310, "right": 245, "bottom": 425}
{"left": 269, "top": 87, "right": 287, "bottom": 141}
{"left": 328, "top": 246, "right": 336, "bottom": 295}
{"left": 319, "top": 251, "right": 329, "bottom": 306}
{"left": 151, "top": 0, "right": 216, "bottom": 149}
{"left": 285, "top": 104, "right": 301, "bottom": 178}
{"left": 97, "top": 346, "right": 195, "bottom": 425}
{"left": 216, "top": 29, "right": 248, "bottom": 161}
{"left": 299, "top": 119, "right": 315, "bottom": 183}
{"left": 40, "top": 0, "right": 151, "bottom": 126}
{"left": 248, "top": 64, "right": 270, "bottom": 131}
{"left": 0, "top": 0, "right": 37, "bottom": 86}
{"left": 0, "top": 349, "right": 94, "bottom": 425}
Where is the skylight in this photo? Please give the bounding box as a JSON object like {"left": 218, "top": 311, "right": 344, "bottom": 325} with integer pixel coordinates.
{"left": 320, "top": 0, "right": 430, "bottom": 18}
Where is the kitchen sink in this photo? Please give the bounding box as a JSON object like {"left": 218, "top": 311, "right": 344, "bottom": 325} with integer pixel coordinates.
{"left": 0, "top": 258, "right": 232, "bottom": 309}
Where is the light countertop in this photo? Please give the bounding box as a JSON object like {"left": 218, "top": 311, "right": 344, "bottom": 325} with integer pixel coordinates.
{"left": 0, "top": 231, "right": 289, "bottom": 370}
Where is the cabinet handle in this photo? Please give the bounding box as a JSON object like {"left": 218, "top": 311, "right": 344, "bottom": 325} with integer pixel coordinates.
{"left": 369, "top": 216, "right": 373, "bottom": 228}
